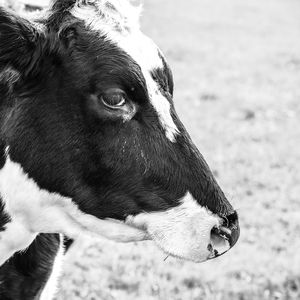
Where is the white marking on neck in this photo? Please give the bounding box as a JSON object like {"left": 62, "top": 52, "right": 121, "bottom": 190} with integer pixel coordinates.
{"left": 71, "top": 1, "right": 179, "bottom": 141}
{"left": 39, "top": 234, "right": 64, "bottom": 300}
{"left": 0, "top": 152, "right": 148, "bottom": 266}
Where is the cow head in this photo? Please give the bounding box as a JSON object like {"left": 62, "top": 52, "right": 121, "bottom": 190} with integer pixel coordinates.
{"left": 0, "top": 0, "right": 239, "bottom": 263}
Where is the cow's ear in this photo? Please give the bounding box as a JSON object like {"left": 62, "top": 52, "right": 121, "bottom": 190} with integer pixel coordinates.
{"left": 0, "top": 7, "right": 41, "bottom": 76}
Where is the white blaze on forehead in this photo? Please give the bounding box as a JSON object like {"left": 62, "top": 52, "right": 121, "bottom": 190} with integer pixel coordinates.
{"left": 70, "top": 1, "right": 179, "bottom": 141}
{"left": 71, "top": 0, "right": 141, "bottom": 32}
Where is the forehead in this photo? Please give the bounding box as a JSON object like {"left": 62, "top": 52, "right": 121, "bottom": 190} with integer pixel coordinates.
{"left": 69, "top": 0, "right": 178, "bottom": 141}
{"left": 71, "top": 1, "right": 163, "bottom": 70}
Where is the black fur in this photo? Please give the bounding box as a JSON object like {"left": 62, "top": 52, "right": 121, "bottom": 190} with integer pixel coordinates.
{"left": 0, "top": 7, "right": 41, "bottom": 74}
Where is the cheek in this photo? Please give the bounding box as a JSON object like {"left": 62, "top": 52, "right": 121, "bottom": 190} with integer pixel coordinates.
{"left": 94, "top": 132, "right": 144, "bottom": 172}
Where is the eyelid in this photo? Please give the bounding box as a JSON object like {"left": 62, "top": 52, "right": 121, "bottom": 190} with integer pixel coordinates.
{"left": 88, "top": 93, "right": 136, "bottom": 121}
{"left": 101, "top": 94, "right": 126, "bottom": 108}
{"left": 103, "top": 87, "right": 125, "bottom": 94}
{"left": 99, "top": 88, "right": 128, "bottom": 107}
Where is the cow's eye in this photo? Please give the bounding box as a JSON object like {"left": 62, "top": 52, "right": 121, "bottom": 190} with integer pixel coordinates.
{"left": 88, "top": 88, "right": 135, "bottom": 121}
{"left": 101, "top": 90, "right": 126, "bottom": 108}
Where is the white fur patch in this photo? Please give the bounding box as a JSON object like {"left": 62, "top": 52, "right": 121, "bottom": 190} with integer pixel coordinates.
{"left": 126, "top": 193, "right": 229, "bottom": 263}
{"left": 72, "top": 0, "right": 141, "bottom": 33}
{"left": 71, "top": 0, "right": 179, "bottom": 141}
{"left": 39, "top": 234, "right": 64, "bottom": 300}
{"left": 0, "top": 153, "right": 148, "bottom": 266}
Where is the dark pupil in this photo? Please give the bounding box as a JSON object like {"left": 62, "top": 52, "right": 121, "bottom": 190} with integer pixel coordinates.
{"left": 103, "top": 93, "right": 123, "bottom": 105}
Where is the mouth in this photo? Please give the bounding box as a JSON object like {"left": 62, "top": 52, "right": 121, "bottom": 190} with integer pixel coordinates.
{"left": 123, "top": 210, "right": 240, "bottom": 263}
{"left": 208, "top": 212, "right": 240, "bottom": 259}
{"left": 103, "top": 193, "right": 240, "bottom": 263}
{"left": 208, "top": 226, "right": 232, "bottom": 259}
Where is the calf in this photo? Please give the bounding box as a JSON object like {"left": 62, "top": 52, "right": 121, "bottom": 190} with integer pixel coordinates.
{"left": 0, "top": 0, "right": 240, "bottom": 298}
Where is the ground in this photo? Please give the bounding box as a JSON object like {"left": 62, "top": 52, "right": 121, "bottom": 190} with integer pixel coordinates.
{"left": 3, "top": 0, "right": 300, "bottom": 299}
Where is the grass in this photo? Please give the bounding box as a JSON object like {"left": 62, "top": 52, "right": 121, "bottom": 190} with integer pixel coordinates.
{"left": 4, "top": 0, "right": 300, "bottom": 299}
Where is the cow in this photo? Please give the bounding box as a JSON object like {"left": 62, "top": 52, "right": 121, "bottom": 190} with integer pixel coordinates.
{"left": 0, "top": 0, "right": 240, "bottom": 299}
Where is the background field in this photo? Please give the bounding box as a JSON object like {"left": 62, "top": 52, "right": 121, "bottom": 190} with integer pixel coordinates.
{"left": 5, "top": 0, "right": 300, "bottom": 299}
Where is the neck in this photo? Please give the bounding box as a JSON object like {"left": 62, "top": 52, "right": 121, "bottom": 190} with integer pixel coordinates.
{"left": 0, "top": 233, "right": 61, "bottom": 300}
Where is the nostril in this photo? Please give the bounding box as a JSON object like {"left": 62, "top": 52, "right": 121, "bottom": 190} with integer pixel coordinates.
{"left": 209, "top": 210, "right": 240, "bottom": 259}
{"left": 225, "top": 211, "right": 238, "bottom": 225}
{"left": 223, "top": 211, "right": 240, "bottom": 248}
{"left": 209, "top": 226, "right": 231, "bottom": 258}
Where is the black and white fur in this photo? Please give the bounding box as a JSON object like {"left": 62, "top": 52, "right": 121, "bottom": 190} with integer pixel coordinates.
{"left": 0, "top": 1, "right": 240, "bottom": 298}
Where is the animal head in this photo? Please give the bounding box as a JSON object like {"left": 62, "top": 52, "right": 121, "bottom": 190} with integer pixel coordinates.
{"left": 0, "top": 0, "right": 239, "bottom": 262}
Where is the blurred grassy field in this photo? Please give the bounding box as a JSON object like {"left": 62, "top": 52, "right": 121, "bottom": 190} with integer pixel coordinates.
{"left": 3, "top": 0, "right": 300, "bottom": 299}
